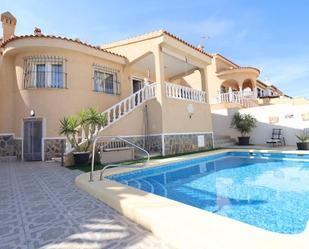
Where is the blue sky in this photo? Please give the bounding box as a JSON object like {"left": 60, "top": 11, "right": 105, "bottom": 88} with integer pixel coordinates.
{"left": 2, "top": 0, "right": 309, "bottom": 97}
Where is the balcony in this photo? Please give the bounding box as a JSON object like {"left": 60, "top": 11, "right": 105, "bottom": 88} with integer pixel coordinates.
{"left": 165, "top": 83, "right": 207, "bottom": 103}
{"left": 211, "top": 90, "right": 258, "bottom": 108}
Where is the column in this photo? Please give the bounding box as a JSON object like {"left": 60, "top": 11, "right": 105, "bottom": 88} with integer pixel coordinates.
{"left": 238, "top": 82, "right": 243, "bottom": 96}
{"left": 152, "top": 45, "right": 166, "bottom": 104}
{"left": 152, "top": 45, "right": 166, "bottom": 151}
{"left": 252, "top": 80, "right": 257, "bottom": 98}
{"left": 198, "top": 68, "right": 209, "bottom": 103}
{"left": 253, "top": 87, "right": 258, "bottom": 98}
{"left": 153, "top": 45, "right": 165, "bottom": 84}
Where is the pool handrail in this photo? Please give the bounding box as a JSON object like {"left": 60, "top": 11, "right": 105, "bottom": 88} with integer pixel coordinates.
{"left": 89, "top": 135, "right": 150, "bottom": 182}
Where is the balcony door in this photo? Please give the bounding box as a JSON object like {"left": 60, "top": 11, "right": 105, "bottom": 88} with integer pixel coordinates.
{"left": 23, "top": 118, "right": 43, "bottom": 161}
{"left": 132, "top": 78, "right": 143, "bottom": 93}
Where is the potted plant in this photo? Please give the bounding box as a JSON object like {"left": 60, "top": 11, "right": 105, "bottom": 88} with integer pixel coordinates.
{"left": 230, "top": 112, "right": 257, "bottom": 145}
{"left": 296, "top": 133, "right": 309, "bottom": 150}
{"left": 59, "top": 107, "right": 107, "bottom": 164}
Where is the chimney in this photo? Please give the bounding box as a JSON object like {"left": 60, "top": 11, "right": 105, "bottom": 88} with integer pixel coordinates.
{"left": 34, "top": 27, "right": 42, "bottom": 36}
{"left": 1, "top": 11, "right": 17, "bottom": 41}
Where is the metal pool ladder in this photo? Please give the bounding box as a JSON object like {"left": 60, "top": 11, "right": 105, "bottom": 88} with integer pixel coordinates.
{"left": 89, "top": 136, "right": 150, "bottom": 182}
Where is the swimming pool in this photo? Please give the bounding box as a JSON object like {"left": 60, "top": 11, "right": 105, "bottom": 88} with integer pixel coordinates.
{"left": 108, "top": 151, "right": 309, "bottom": 234}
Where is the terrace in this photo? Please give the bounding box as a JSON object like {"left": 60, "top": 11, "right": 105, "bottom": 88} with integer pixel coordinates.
{"left": 211, "top": 66, "right": 260, "bottom": 108}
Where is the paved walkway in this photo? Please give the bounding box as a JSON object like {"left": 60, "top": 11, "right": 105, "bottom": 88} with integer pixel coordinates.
{"left": 0, "top": 159, "right": 168, "bottom": 249}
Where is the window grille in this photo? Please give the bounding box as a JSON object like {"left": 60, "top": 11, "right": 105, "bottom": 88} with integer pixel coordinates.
{"left": 23, "top": 56, "right": 67, "bottom": 89}
{"left": 93, "top": 64, "right": 120, "bottom": 95}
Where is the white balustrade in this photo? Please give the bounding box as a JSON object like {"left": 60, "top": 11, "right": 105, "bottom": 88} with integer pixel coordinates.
{"left": 76, "top": 83, "right": 159, "bottom": 145}
{"left": 212, "top": 90, "right": 257, "bottom": 108}
{"left": 165, "top": 83, "right": 207, "bottom": 103}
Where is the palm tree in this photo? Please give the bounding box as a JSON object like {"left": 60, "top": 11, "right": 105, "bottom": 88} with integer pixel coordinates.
{"left": 59, "top": 116, "right": 80, "bottom": 151}
{"left": 59, "top": 107, "right": 108, "bottom": 152}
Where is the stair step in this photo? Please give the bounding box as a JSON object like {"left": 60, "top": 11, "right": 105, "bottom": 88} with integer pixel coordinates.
{"left": 214, "top": 134, "right": 236, "bottom": 148}
{"left": 214, "top": 142, "right": 236, "bottom": 148}
{"left": 214, "top": 135, "right": 232, "bottom": 140}
{"left": 215, "top": 138, "right": 235, "bottom": 143}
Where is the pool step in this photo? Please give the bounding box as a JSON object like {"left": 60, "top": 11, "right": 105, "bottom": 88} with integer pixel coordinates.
{"left": 214, "top": 135, "right": 236, "bottom": 148}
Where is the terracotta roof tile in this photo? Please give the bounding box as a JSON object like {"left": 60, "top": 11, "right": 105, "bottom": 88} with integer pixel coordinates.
{"left": 256, "top": 79, "right": 268, "bottom": 87}
{"left": 161, "top": 30, "right": 213, "bottom": 58}
{"left": 103, "top": 29, "right": 213, "bottom": 58}
{"left": 213, "top": 53, "right": 239, "bottom": 68}
{"left": 0, "top": 34, "right": 126, "bottom": 59}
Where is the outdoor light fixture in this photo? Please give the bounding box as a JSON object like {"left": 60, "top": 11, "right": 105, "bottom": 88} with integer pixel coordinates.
{"left": 187, "top": 104, "right": 194, "bottom": 119}
{"left": 30, "top": 109, "right": 35, "bottom": 117}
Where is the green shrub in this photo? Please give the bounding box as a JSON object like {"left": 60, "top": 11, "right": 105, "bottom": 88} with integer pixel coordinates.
{"left": 296, "top": 132, "right": 309, "bottom": 142}
{"left": 230, "top": 112, "right": 257, "bottom": 136}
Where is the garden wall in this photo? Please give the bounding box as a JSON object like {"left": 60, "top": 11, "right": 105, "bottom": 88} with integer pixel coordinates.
{"left": 212, "top": 104, "right": 309, "bottom": 145}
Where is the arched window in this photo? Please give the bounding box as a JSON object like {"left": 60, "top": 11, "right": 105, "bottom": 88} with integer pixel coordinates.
{"left": 220, "top": 85, "right": 226, "bottom": 93}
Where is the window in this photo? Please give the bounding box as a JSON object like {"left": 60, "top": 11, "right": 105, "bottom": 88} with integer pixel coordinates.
{"left": 51, "top": 64, "right": 64, "bottom": 88}
{"left": 36, "top": 64, "right": 46, "bottom": 88}
{"left": 257, "top": 88, "right": 263, "bottom": 97}
{"left": 24, "top": 56, "right": 67, "bottom": 89}
{"left": 220, "top": 85, "right": 226, "bottom": 93}
{"left": 93, "top": 65, "right": 120, "bottom": 94}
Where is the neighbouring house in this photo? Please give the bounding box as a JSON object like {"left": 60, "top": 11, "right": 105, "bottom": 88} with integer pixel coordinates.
{"left": 0, "top": 11, "right": 287, "bottom": 161}
{"left": 207, "top": 54, "right": 285, "bottom": 109}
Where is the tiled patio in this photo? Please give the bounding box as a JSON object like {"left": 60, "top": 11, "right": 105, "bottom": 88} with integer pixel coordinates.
{"left": 0, "top": 159, "right": 168, "bottom": 249}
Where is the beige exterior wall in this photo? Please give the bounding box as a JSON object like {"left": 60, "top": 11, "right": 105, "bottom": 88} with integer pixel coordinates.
{"left": 171, "top": 70, "right": 203, "bottom": 91}
{"left": 104, "top": 36, "right": 163, "bottom": 65}
{"left": 258, "top": 96, "right": 309, "bottom": 106}
{"left": 0, "top": 40, "right": 129, "bottom": 137}
{"left": 0, "top": 34, "right": 213, "bottom": 143}
{"left": 102, "top": 31, "right": 213, "bottom": 136}
{"left": 100, "top": 100, "right": 163, "bottom": 136}
{"left": 206, "top": 56, "right": 261, "bottom": 104}
{"left": 99, "top": 96, "right": 212, "bottom": 137}
{"left": 161, "top": 98, "right": 212, "bottom": 133}
{"left": 206, "top": 58, "right": 221, "bottom": 100}
{"left": 0, "top": 56, "right": 16, "bottom": 133}
{"left": 216, "top": 58, "right": 236, "bottom": 72}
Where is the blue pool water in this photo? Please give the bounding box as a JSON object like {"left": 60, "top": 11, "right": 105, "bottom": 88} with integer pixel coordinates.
{"left": 108, "top": 152, "right": 309, "bottom": 234}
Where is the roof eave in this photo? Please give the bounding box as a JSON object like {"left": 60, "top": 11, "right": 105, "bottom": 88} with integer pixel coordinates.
{"left": 0, "top": 35, "right": 127, "bottom": 61}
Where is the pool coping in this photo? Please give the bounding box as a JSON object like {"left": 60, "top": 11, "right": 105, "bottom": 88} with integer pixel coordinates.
{"left": 75, "top": 148, "right": 309, "bottom": 249}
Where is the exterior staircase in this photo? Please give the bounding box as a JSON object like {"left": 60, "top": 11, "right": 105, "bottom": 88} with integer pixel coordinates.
{"left": 75, "top": 83, "right": 159, "bottom": 150}
{"left": 213, "top": 135, "right": 236, "bottom": 148}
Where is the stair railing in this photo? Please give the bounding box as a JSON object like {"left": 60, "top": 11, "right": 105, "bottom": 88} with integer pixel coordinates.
{"left": 76, "top": 83, "right": 159, "bottom": 149}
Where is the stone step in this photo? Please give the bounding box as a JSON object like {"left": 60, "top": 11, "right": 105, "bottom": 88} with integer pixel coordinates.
{"left": 214, "top": 135, "right": 232, "bottom": 140}
{"left": 215, "top": 138, "right": 236, "bottom": 143}
{"left": 214, "top": 134, "right": 236, "bottom": 148}
{"left": 214, "top": 142, "right": 236, "bottom": 148}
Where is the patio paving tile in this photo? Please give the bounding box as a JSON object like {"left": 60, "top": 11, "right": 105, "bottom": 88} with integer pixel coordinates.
{"left": 0, "top": 159, "right": 168, "bottom": 249}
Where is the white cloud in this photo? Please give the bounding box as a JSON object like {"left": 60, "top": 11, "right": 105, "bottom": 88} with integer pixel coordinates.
{"left": 247, "top": 54, "right": 309, "bottom": 97}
